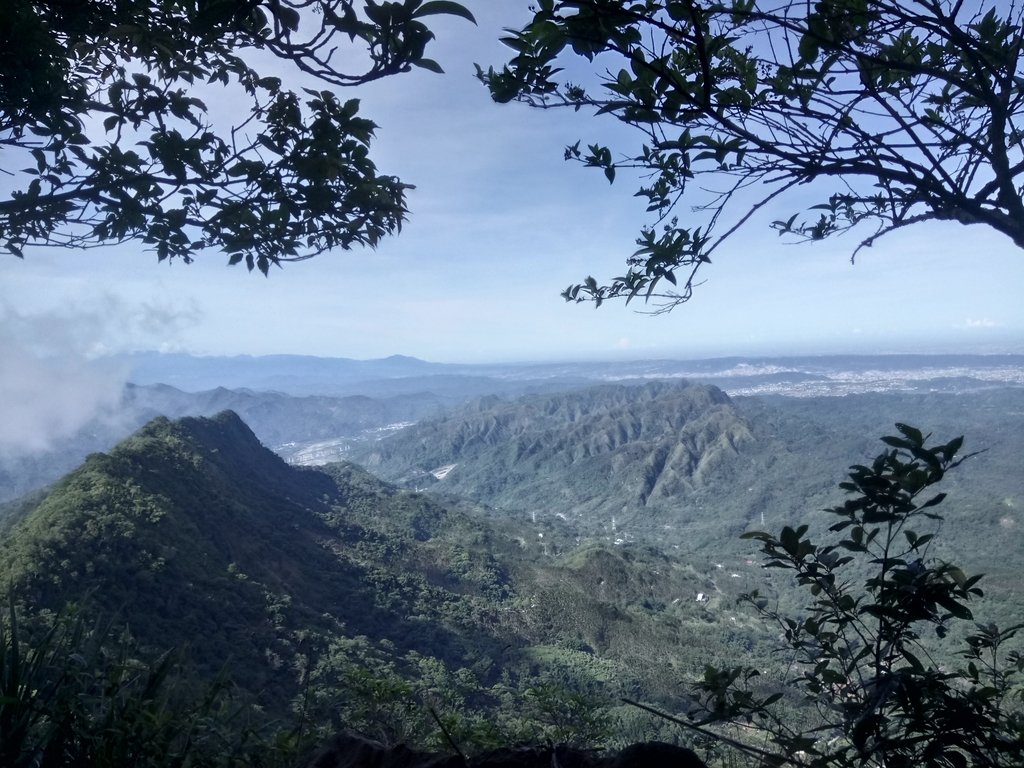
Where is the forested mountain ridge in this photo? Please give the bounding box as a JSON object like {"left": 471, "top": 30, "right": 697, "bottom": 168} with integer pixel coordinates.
{"left": 7, "top": 354, "right": 1023, "bottom": 506}
{"left": 0, "top": 412, "right": 517, "bottom": 710}
{"left": 0, "top": 411, "right": 776, "bottom": 742}
{"left": 356, "top": 381, "right": 754, "bottom": 526}
{"left": 352, "top": 383, "right": 1024, "bottom": 619}
{"left": 1, "top": 394, "right": 1022, "bottom": 758}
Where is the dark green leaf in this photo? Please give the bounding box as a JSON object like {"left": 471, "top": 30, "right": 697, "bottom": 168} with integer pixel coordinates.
{"left": 413, "top": 58, "right": 445, "bottom": 73}
{"left": 414, "top": 1, "right": 476, "bottom": 23}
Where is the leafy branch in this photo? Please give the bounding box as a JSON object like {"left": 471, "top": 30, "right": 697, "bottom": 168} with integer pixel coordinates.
{"left": 679, "top": 426, "right": 1024, "bottom": 767}
{"left": 480, "top": 1, "right": 1024, "bottom": 310}
{"left": 0, "top": 0, "right": 475, "bottom": 272}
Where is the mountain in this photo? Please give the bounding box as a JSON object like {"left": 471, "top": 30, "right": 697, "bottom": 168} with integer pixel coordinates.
{"left": 119, "top": 351, "right": 1024, "bottom": 397}
{"left": 0, "top": 382, "right": 448, "bottom": 503}
{"left": 121, "top": 352, "right": 451, "bottom": 393}
{"left": 0, "top": 413, "right": 511, "bottom": 708}
{"left": 0, "top": 411, "right": 776, "bottom": 738}
{"left": 2, "top": 391, "right": 1022, "bottom": 753}
{"left": 351, "top": 381, "right": 1024, "bottom": 609}
{"left": 121, "top": 352, "right": 589, "bottom": 399}
{"left": 10, "top": 352, "right": 1023, "bottom": 504}
{"left": 355, "top": 381, "right": 754, "bottom": 536}
{"left": 117, "top": 382, "right": 446, "bottom": 449}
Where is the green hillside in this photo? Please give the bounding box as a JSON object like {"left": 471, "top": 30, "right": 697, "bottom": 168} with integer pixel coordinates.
{"left": 355, "top": 381, "right": 755, "bottom": 535}
{"left": 0, "top": 415, "right": 508, "bottom": 707}
{"left": 353, "top": 383, "right": 1024, "bottom": 605}
{"left": 0, "top": 411, "right": 784, "bottom": 751}
{"left": 2, "top": 394, "right": 1021, "bottom": 762}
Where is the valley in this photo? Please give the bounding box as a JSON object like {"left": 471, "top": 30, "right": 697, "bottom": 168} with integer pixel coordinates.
{"left": 7, "top": 352, "right": 1024, "bottom": 502}
{"left": 1, "top": 353, "right": 1022, "bottom": 764}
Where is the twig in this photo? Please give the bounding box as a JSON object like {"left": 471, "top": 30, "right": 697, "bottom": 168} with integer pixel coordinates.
{"left": 429, "top": 707, "right": 467, "bottom": 764}
{"left": 620, "top": 697, "right": 802, "bottom": 767}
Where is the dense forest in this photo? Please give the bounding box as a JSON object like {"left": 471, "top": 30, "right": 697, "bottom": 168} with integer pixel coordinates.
{"left": 1, "top": 378, "right": 1022, "bottom": 766}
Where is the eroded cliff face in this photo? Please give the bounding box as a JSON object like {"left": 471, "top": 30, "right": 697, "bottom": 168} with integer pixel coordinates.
{"left": 355, "top": 381, "right": 754, "bottom": 526}
{"left": 306, "top": 733, "right": 708, "bottom": 768}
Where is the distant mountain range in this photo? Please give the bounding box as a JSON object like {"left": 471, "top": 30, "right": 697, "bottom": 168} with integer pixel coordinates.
{"left": 121, "top": 351, "right": 1024, "bottom": 397}
{"left": 7, "top": 352, "right": 1024, "bottom": 512}
{"left": 354, "top": 381, "right": 755, "bottom": 534}
{"left": 350, "top": 382, "right": 1024, "bottom": 595}
{"left": 0, "top": 382, "right": 447, "bottom": 502}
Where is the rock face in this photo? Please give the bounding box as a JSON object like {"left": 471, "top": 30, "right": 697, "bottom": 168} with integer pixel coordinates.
{"left": 355, "top": 381, "right": 753, "bottom": 526}
{"left": 306, "top": 734, "right": 708, "bottom": 768}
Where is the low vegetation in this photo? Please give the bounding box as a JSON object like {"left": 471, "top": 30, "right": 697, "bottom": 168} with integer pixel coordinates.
{"left": 691, "top": 425, "right": 1024, "bottom": 766}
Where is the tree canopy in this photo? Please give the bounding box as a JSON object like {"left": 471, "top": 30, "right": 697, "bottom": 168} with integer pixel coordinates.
{"left": 0, "top": 0, "right": 474, "bottom": 273}
{"left": 479, "top": 1, "right": 1024, "bottom": 310}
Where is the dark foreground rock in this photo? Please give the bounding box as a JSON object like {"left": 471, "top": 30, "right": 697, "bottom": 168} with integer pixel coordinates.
{"left": 306, "top": 734, "right": 708, "bottom": 768}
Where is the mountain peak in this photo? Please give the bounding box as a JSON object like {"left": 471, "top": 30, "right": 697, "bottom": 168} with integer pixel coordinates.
{"left": 165, "top": 408, "right": 261, "bottom": 448}
{"left": 0, "top": 410, "right": 346, "bottom": 692}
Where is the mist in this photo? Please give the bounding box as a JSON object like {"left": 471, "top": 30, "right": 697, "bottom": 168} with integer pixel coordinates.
{"left": 0, "top": 297, "right": 198, "bottom": 457}
{"left": 0, "top": 345, "right": 124, "bottom": 459}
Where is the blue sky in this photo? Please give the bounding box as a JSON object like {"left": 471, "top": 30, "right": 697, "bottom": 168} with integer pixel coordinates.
{"left": 2, "top": 2, "right": 1023, "bottom": 365}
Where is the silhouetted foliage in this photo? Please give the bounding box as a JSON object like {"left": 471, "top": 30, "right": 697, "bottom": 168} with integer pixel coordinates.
{"left": 1, "top": 0, "right": 473, "bottom": 272}
{"left": 481, "top": 1, "right": 1024, "bottom": 310}
{"left": 0, "top": 601, "right": 300, "bottom": 767}
{"left": 684, "top": 426, "right": 1024, "bottom": 766}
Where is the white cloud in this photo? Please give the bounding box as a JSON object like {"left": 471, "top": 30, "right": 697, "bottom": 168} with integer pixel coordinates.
{"left": 963, "top": 317, "right": 999, "bottom": 329}
{"left": 0, "top": 284, "right": 202, "bottom": 354}
{"left": 0, "top": 297, "right": 199, "bottom": 456}
{"left": 0, "top": 333, "right": 124, "bottom": 456}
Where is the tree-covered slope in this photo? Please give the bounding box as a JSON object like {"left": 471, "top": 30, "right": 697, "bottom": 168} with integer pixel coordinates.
{"left": 0, "top": 413, "right": 521, "bottom": 711}
{"left": 355, "top": 381, "right": 753, "bottom": 530}
{"left": 352, "top": 382, "right": 1024, "bottom": 590}
{"left": 3, "top": 402, "right": 1020, "bottom": 755}
{"left": 0, "top": 411, "right": 777, "bottom": 740}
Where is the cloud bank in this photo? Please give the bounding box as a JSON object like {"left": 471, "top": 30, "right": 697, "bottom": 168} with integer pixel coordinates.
{"left": 0, "top": 338, "right": 124, "bottom": 456}
{"left": 0, "top": 296, "right": 199, "bottom": 456}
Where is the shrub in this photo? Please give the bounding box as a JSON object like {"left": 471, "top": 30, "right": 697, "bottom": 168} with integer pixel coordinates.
{"left": 690, "top": 426, "right": 1024, "bottom": 766}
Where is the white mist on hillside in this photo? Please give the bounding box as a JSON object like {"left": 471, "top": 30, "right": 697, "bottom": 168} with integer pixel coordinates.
{"left": 0, "top": 341, "right": 125, "bottom": 456}
{"left": 0, "top": 297, "right": 198, "bottom": 456}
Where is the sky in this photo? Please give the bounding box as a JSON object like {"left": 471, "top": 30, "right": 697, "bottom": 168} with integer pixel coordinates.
{"left": 2, "top": 2, "right": 1024, "bottom": 368}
